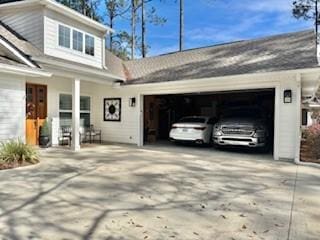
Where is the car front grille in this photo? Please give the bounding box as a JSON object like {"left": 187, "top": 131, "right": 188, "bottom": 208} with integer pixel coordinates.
{"left": 221, "top": 126, "right": 254, "bottom": 136}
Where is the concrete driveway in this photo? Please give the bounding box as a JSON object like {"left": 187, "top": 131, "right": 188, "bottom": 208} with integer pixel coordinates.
{"left": 0, "top": 144, "right": 319, "bottom": 240}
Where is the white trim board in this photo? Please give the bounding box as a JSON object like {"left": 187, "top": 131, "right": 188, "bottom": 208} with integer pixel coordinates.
{"left": 0, "top": 63, "right": 51, "bottom": 77}
{"left": 0, "top": 37, "right": 37, "bottom": 68}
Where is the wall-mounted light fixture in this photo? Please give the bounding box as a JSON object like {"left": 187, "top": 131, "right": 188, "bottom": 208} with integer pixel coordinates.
{"left": 129, "top": 97, "right": 136, "bottom": 107}
{"left": 284, "top": 89, "right": 292, "bottom": 103}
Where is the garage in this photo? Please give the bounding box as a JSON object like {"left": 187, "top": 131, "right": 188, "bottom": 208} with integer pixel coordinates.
{"left": 143, "top": 88, "right": 275, "bottom": 153}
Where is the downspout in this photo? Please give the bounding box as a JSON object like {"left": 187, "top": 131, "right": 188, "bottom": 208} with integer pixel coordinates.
{"left": 102, "top": 34, "right": 107, "bottom": 69}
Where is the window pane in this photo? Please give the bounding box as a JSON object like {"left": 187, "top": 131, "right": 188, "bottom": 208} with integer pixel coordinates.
{"left": 80, "top": 113, "right": 90, "bottom": 127}
{"left": 59, "top": 112, "right": 72, "bottom": 128}
{"left": 73, "top": 30, "right": 83, "bottom": 52}
{"left": 58, "top": 25, "right": 70, "bottom": 48}
{"left": 80, "top": 96, "right": 90, "bottom": 111}
{"left": 60, "top": 95, "right": 91, "bottom": 111}
{"left": 59, "top": 94, "right": 72, "bottom": 110}
{"left": 59, "top": 113, "right": 90, "bottom": 128}
{"left": 85, "top": 35, "right": 95, "bottom": 56}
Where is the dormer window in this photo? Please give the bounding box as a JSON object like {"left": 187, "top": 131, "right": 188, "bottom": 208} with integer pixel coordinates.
{"left": 73, "top": 30, "right": 83, "bottom": 52}
{"left": 57, "top": 24, "right": 96, "bottom": 57}
{"left": 58, "top": 25, "right": 70, "bottom": 48}
{"left": 85, "top": 35, "right": 95, "bottom": 56}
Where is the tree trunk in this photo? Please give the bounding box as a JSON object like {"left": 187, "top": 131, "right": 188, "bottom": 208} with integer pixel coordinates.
{"left": 142, "top": 0, "right": 146, "bottom": 57}
{"left": 109, "top": 15, "right": 114, "bottom": 51}
{"left": 82, "top": 0, "right": 86, "bottom": 16}
{"left": 179, "top": 0, "right": 184, "bottom": 51}
{"left": 131, "top": 0, "right": 136, "bottom": 60}
{"left": 316, "top": 0, "right": 319, "bottom": 45}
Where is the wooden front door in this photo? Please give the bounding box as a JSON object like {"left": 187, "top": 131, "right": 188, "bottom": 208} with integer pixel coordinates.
{"left": 26, "top": 84, "right": 47, "bottom": 145}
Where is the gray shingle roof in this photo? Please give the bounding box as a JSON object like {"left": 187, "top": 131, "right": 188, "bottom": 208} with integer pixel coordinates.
{"left": 0, "top": 21, "right": 42, "bottom": 57}
{"left": 124, "top": 30, "right": 318, "bottom": 84}
{"left": 105, "top": 49, "right": 126, "bottom": 79}
{"left": 0, "top": 21, "right": 43, "bottom": 68}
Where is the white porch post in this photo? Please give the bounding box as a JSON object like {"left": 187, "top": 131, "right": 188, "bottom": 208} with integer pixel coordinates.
{"left": 72, "top": 78, "right": 80, "bottom": 151}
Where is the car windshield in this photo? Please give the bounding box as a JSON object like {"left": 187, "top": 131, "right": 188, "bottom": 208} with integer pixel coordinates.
{"left": 179, "top": 117, "right": 206, "bottom": 123}
{"left": 222, "top": 108, "right": 262, "bottom": 119}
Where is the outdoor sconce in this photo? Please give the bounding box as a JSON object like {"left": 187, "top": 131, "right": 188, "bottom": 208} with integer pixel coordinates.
{"left": 284, "top": 89, "right": 292, "bottom": 103}
{"left": 129, "top": 97, "right": 136, "bottom": 107}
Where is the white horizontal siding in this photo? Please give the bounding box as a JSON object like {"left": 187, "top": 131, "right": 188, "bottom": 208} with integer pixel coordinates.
{"left": 0, "top": 7, "right": 44, "bottom": 50}
{"left": 278, "top": 79, "right": 299, "bottom": 159}
{"left": 0, "top": 75, "right": 25, "bottom": 142}
{"left": 92, "top": 91, "right": 139, "bottom": 144}
{"left": 44, "top": 9, "right": 103, "bottom": 68}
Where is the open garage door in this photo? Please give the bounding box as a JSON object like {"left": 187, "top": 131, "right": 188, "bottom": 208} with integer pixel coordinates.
{"left": 143, "top": 88, "right": 275, "bottom": 154}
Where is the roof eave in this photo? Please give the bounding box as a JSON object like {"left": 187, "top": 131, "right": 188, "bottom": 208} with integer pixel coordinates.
{"left": 0, "top": 62, "right": 52, "bottom": 77}
{"left": 33, "top": 56, "right": 125, "bottom": 81}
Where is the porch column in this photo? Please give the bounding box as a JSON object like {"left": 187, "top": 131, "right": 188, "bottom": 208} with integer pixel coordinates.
{"left": 72, "top": 78, "right": 80, "bottom": 151}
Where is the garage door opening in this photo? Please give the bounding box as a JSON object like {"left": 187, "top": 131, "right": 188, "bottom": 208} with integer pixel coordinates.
{"left": 143, "top": 89, "right": 275, "bottom": 153}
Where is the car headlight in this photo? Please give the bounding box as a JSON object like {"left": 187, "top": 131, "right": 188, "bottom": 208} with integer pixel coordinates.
{"left": 215, "top": 131, "right": 222, "bottom": 136}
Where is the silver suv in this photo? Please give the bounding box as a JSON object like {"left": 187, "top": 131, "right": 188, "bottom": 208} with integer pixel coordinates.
{"left": 213, "top": 107, "right": 269, "bottom": 148}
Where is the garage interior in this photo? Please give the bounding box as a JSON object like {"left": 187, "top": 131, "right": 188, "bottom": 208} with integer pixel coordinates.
{"left": 144, "top": 89, "right": 275, "bottom": 152}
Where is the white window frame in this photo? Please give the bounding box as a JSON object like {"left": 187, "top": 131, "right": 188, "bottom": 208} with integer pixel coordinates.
{"left": 73, "top": 29, "right": 84, "bottom": 52}
{"left": 58, "top": 25, "right": 71, "bottom": 49}
{"left": 85, "top": 34, "right": 95, "bottom": 56}
{"left": 59, "top": 93, "right": 91, "bottom": 127}
{"left": 57, "top": 23, "right": 96, "bottom": 58}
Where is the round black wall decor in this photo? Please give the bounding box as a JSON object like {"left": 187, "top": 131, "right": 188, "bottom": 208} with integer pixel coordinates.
{"left": 104, "top": 98, "right": 121, "bottom": 121}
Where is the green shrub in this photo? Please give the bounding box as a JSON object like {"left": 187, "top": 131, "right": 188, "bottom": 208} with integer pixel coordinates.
{"left": 0, "top": 140, "right": 39, "bottom": 165}
{"left": 40, "top": 120, "right": 50, "bottom": 137}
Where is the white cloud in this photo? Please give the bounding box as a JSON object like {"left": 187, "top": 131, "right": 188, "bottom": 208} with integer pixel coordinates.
{"left": 187, "top": 14, "right": 264, "bottom": 43}
{"left": 240, "top": 0, "right": 293, "bottom": 12}
{"left": 184, "top": 0, "right": 313, "bottom": 49}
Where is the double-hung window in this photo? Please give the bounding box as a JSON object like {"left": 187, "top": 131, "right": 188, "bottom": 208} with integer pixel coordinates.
{"left": 58, "top": 25, "right": 70, "bottom": 48}
{"left": 59, "top": 94, "right": 91, "bottom": 128}
{"left": 85, "top": 34, "right": 95, "bottom": 56}
{"left": 73, "top": 30, "right": 83, "bottom": 52}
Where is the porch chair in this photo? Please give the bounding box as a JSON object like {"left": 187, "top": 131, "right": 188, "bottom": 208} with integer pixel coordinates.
{"left": 85, "top": 125, "right": 102, "bottom": 144}
{"left": 58, "top": 126, "right": 72, "bottom": 146}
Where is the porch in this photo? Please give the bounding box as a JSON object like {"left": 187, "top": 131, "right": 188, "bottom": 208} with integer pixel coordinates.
{"left": 25, "top": 73, "right": 122, "bottom": 150}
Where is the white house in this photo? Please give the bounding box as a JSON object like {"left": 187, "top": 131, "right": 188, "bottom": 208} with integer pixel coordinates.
{"left": 0, "top": 0, "right": 320, "bottom": 162}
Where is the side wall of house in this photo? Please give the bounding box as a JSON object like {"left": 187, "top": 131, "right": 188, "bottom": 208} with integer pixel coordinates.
{"left": 91, "top": 72, "right": 300, "bottom": 160}
{"left": 0, "top": 74, "right": 25, "bottom": 142}
{"left": 0, "top": 7, "right": 44, "bottom": 51}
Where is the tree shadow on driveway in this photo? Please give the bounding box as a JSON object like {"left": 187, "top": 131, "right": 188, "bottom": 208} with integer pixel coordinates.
{"left": 0, "top": 144, "right": 319, "bottom": 240}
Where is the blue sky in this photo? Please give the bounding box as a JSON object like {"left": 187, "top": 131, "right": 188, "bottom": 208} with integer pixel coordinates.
{"left": 106, "top": 0, "right": 313, "bottom": 57}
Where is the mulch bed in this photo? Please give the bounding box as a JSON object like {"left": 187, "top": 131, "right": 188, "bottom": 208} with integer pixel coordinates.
{"left": 0, "top": 162, "right": 33, "bottom": 170}
{"left": 300, "top": 139, "right": 320, "bottom": 164}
